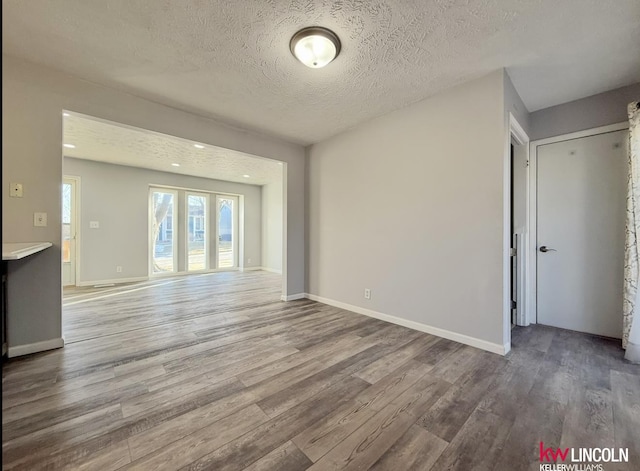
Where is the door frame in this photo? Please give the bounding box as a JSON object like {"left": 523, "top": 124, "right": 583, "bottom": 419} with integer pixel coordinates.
{"left": 503, "top": 113, "right": 530, "bottom": 353}
{"left": 526, "top": 122, "right": 629, "bottom": 326}
{"left": 63, "top": 175, "right": 81, "bottom": 286}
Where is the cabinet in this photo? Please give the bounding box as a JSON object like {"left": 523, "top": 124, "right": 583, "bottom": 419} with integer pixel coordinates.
{"left": 2, "top": 242, "right": 53, "bottom": 358}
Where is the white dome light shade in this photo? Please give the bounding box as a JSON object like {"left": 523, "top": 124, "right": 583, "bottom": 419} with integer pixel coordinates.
{"left": 293, "top": 35, "right": 335, "bottom": 68}
{"left": 290, "top": 27, "right": 341, "bottom": 68}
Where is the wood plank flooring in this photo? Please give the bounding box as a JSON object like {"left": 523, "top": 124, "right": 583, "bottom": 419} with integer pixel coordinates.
{"left": 2, "top": 271, "right": 639, "bottom": 470}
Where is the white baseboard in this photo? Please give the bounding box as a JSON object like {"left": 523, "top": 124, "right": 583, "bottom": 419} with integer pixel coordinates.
{"left": 305, "top": 293, "right": 507, "bottom": 356}
{"left": 8, "top": 337, "right": 65, "bottom": 358}
{"left": 77, "top": 276, "right": 148, "bottom": 287}
{"left": 240, "top": 267, "right": 282, "bottom": 274}
{"left": 281, "top": 293, "right": 306, "bottom": 302}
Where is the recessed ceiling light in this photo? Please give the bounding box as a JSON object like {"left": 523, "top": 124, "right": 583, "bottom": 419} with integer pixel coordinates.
{"left": 172, "top": 163, "right": 181, "bottom": 167}
{"left": 290, "top": 27, "right": 341, "bottom": 68}
{"left": 243, "top": 174, "right": 251, "bottom": 178}
{"left": 62, "top": 112, "right": 70, "bottom": 117}
{"left": 193, "top": 144, "right": 205, "bottom": 149}
{"left": 63, "top": 144, "right": 76, "bottom": 149}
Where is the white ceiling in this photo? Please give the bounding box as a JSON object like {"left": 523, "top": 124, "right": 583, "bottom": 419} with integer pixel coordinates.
{"left": 3, "top": 0, "right": 640, "bottom": 145}
{"left": 63, "top": 113, "right": 283, "bottom": 186}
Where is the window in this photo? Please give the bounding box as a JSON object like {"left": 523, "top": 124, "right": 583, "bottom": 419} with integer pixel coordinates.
{"left": 150, "top": 189, "right": 177, "bottom": 274}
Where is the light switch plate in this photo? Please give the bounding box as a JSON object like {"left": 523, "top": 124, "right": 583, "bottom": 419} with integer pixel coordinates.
{"left": 89, "top": 221, "right": 100, "bottom": 229}
{"left": 34, "top": 212, "right": 47, "bottom": 227}
{"left": 10, "top": 183, "right": 23, "bottom": 197}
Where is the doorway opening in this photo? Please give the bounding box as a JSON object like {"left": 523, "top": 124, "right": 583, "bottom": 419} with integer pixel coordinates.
{"left": 510, "top": 135, "right": 528, "bottom": 328}
{"left": 62, "top": 110, "right": 287, "bottom": 343}
{"left": 510, "top": 142, "right": 515, "bottom": 327}
{"left": 62, "top": 176, "right": 79, "bottom": 287}
{"left": 504, "top": 113, "right": 530, "bottom": 353}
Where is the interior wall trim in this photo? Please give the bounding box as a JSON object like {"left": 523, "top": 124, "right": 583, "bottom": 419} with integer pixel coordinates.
{"left": 8, "top": 337, "right": 65, "bottom": 358}
{"left": 305, "top": 293, "right": 508, "bottom": 355}
{"left": 76, "top": 276, "right": 149, "bottom": 287}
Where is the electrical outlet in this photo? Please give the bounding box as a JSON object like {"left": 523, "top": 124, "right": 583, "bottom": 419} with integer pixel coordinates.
{"left": 10, "top": 183, "right": 23, "bottom": 198}
{"left": 89, "top": 221, "right": 100, "bottom": 229}
{"left": 34, "top": 212, "right": 47, "bottom": 227}
{"left": 116, "top": 266, "right": 123, "bottom": 273}
{"left": 247, "top": 258, "right": 252, "bottom": 264}
{"left": 364, "top": 288, "right": 371, "bottom": 300}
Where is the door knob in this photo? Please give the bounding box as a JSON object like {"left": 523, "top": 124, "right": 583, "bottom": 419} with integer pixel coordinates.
{"left": 539, "top": 246, "right": 556, "bottom": 253}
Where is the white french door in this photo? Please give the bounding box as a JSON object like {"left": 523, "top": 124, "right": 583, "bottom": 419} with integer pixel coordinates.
{"left": 149, "top": 189, "right": 240, "bottom": 274}
{"left": 216, "top": 195, "right": 238, "bottom": 269}
{"left": 186, "top": 193, "right": 209, "bottom": 272}
{"left": 150, "top": 188, "right": 178, "bottom": 275}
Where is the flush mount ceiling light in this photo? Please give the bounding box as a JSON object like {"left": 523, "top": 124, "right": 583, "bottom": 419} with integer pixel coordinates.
{"left": 290, "top": 26, "right": 341, "bottom": 68}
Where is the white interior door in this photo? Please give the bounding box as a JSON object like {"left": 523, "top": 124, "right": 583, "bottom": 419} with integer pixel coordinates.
{"left": 537, "top": 130, "right": 628, "bottom": 338}
{"left": 62, "top": 177, "right": 77, "bottom": 286}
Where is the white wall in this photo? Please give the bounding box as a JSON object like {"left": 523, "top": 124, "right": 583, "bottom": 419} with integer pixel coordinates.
{"left": 503, "top": 71, "right": 531, "bottom": 235}
{"left": 2, "top": 54, "right": 305, "bottom": 353}
{"left": 505, "top": 69, "right": 531, "bottom": 236}
{"left": 503, "top": 70, "right": 531, "bottom": 137}
{"left": 530, "top": 82, "right": 640, "bottom": 140}
{"left": 64, "top": 158, "right": 263, "bottom": 284}
{"left": 261, "top": 180, "right": 283, "bottom": 273}
{"left": 307, "top": 71, "right": 507, "bottom": 351}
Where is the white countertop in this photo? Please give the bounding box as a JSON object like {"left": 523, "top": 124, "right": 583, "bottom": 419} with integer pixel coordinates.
{"left": 2, "top": 242, "right": 53, "bottom": 260}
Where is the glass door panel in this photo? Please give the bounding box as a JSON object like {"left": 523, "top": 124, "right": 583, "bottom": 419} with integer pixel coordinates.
{"left": 151, "top": 190, "right": 177, "bottom": 274}
{"left": 62, "top": 182, "right": 72, "bottom": 264}
{"left": 217, "top": 196, "right": 237, "bottom": 268}
{"left": 62, "top": 178, "right": 76, "bottom": 286}
{"left": 187, "top": 193, "right": 208, "bottom": 271}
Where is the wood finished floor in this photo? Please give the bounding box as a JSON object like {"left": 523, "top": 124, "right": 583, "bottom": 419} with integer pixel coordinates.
{"left": 2, "top": 271, "right": 639, "bottom": 470}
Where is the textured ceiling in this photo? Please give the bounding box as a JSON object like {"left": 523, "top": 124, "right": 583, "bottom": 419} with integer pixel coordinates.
{"left": 3, "top": 0, "right": 640, "bottom": 145}
{"left": 63, "top": 113, "right": 283, "bottom": 186}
